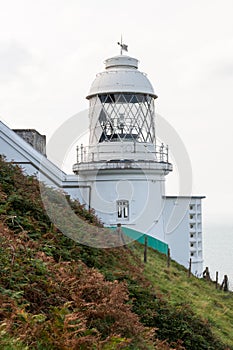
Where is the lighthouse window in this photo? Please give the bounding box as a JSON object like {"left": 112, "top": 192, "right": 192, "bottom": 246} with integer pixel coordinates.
{"left": 117, "top": 200, "right": 129, "bottom": 219}
{"left": 94, "top": 92, "right": 155, "bottom": 144}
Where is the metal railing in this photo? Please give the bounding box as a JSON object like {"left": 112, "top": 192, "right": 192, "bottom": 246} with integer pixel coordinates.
{"left": 75, "top": 142, "right": 169, "bottom": 164}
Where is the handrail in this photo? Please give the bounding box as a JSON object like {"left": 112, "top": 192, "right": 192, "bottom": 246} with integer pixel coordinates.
{"left": 75, "top": 142, "right": 169, "bottom": 164}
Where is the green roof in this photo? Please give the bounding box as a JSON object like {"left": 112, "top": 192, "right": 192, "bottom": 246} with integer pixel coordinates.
{"left": 109, "top": 226, "right": 168, "bottom": 255}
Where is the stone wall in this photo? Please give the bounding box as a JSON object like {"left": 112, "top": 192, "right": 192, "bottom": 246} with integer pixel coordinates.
{"left": 13, "top": 129, "right": 46, "bottom": 156}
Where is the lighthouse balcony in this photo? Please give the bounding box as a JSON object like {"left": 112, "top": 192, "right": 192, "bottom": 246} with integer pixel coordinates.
{"left": 73, "top": 141, "right": 172, "bottom": 173}
{"left": 73, "top": 159, "right": 172, "bottom": 174}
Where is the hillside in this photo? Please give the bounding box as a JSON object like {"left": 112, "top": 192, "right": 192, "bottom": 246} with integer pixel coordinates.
{"left": 0, "top": 155, "right": 233, "bottom": 350}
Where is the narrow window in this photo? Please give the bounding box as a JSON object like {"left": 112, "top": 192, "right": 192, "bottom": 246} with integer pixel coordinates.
{"left": 117, "top": 200, "right": 129, "bottom": 219}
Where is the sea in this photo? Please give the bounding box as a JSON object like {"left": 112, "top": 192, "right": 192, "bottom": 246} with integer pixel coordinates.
{"left": 203, "top": 223, "right": 233, "bottom": 290}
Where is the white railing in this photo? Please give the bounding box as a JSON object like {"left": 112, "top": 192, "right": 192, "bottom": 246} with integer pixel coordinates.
{"left": 75, "top": 142, "right": 169, "bottom": 164}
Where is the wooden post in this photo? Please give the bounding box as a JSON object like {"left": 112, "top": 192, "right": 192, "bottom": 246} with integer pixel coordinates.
{"left": 188, "top": 258, "right": 192, "bottom": 277}
{"left": 203, "top": 267, "right": 211, "bottom": 281}
{"left": 167, "top": 248, "right": 171, "bottom": 268}
{"left": 144, "top": 235, "right": 148, "bottom": 263}
{"left": 215, "top": 271, "right": 219, "bottom": 289}
{"left": 116, "top": 223, "right": 126, "bottom": 247}
{"left": 220, "top": 275, "right": 229, "bottom": 292}
{"left": 224, "top": 275, "right": 229, "bottom": 292}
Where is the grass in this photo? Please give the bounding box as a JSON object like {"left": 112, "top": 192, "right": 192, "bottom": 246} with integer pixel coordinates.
{"left": 141, "top": 246, "right": 233, "bottom": 347}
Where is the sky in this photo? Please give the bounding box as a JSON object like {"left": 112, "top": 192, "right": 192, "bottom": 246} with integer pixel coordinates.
{"left": 0, "top": 0, "right": 233, "bottom": 228}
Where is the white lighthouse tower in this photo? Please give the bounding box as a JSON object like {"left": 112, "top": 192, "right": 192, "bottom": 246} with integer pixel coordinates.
{"left": 73, "top": 50, "right": 173, "bottom": 240}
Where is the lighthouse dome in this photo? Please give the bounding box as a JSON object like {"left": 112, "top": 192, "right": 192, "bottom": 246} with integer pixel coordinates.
{"left": 87, "top": 55, "right": 157, "bottom": 99}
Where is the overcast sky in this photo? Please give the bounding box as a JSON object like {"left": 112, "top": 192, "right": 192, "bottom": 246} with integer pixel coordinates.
{"left": 0, "top": 0, "right": 233, "bottom": 227}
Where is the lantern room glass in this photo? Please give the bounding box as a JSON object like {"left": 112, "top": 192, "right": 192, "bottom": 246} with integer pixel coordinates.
{"left": 89, "top": 93, "right": 156, "bottom": 145}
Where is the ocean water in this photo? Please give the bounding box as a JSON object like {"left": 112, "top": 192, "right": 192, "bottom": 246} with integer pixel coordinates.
{"left": 203, "top": 223, "right": 233, "bottom": 290}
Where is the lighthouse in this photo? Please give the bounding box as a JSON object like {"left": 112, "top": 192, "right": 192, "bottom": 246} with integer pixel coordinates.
{"left": 72, "top": 47, "right": 204, "bottom": 276}
{"left": 73, "top": 50, "right": 173, "bottom": 240}
{"left": 0, "top": 44, "right": 205, "bottom": 275}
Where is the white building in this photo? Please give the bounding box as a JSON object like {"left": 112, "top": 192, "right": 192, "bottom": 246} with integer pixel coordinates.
{"left": 0, "top": 51, "right": 204, "bottom": 276}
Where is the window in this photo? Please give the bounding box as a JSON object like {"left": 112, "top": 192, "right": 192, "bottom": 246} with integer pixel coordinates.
{"left": 95, "top": 93, "right": 155, "bottom": 143}
{"left": 117, "top": 200, "right": 129, "bottom": 219}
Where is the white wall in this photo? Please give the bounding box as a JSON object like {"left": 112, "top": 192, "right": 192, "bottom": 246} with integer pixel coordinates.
{"left": 78, "top": 168, "right": 167, "bottom": 233}
{"left": 163, "top": 197, "right": 204, "bottom": 276}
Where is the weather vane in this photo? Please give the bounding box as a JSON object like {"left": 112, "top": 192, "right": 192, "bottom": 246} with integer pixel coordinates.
{"left": 117, "top": 35, "right": 128, "bottom": 55}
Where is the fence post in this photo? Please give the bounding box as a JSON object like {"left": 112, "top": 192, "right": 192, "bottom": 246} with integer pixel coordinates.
{"left": 203, "top": 267, "right": 211, "bottom": 281}
{"left": 116, "top": 223, "right": 126, "bottom": 247}
{"left": 144, "top": 236, "right": 148, "bottom": 263}
{"left": 215, "top": 271, "right": 219, "bottom": 289}
{"left": 188, "top": 258, "right": 192, "bottom": 277}
{"left": 220, "top": 275, "right": 229, "bottom": 292}
{"left": 167, "top": 248, "right": 171, "bottom": 268}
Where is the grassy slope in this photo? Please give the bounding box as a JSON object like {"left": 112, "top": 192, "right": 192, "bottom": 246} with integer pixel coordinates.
{"left": 143, "top": 248, "right": 233, "bottom": 347}
{"left": 0, "top": 156, "right": 233, "bottom": 349}
{"left": 96, "top": 243, "right": 233, "bottom": 349}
